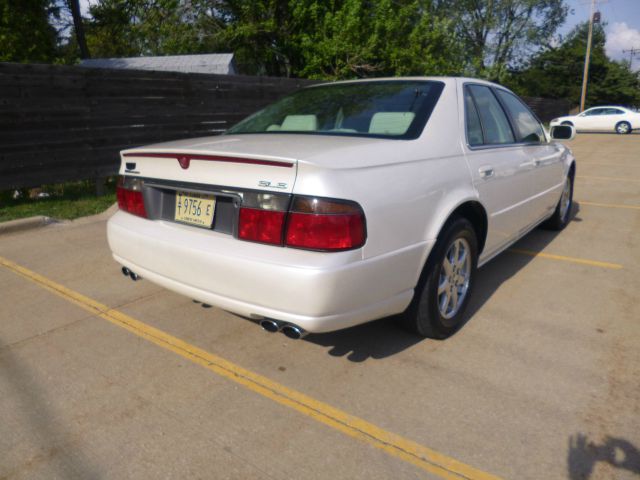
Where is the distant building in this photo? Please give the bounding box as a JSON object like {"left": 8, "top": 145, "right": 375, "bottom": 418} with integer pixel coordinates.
{"left": 80, "top": 53, "right": 238, "bottom": 75}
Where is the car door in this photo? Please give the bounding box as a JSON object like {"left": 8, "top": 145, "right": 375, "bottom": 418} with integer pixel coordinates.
{"left": 592, "top": 108, "right": 613, "bottom": 131}
{"left": 462, "top": 84, "right": 538, "bottom": 259}
{"left": 601, "top": 107, "right": 625, "bottom": 131}
{"left": 494, "top": 88, "right": 565, "bottom": 222}
{"left": 577, "top": 108, "right": 606, "bottom": 131}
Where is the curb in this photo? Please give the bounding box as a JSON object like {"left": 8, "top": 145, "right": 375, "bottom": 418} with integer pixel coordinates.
{"left": 0, "top": 216, "right": 55, "bottom": 235}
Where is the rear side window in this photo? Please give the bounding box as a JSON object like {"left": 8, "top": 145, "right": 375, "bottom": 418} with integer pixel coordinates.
{"left": 495, "top": 90, "right": 545, "bottom": 143}
{"left": 467, "top": 85, "right": 514, "bottom": 145}
{"left": 464, "top": 88, "right": 484, "bottom": 146}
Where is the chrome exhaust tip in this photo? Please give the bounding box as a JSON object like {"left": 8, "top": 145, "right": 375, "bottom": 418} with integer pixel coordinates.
{"left": 121, "top": 267, "right": 130, "bottom": 276}
{"left": 282, "top": 324, "right": 307, "bottom": 340}
{"left": 260, "top": 319, "right": 282, "bottom": 333}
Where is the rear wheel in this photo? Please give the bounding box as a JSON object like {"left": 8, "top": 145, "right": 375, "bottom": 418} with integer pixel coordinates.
{"left": 401, "top": 217, "right": 478, "bottom": 339}
{"left": 615, "top": 121, "right": 631, "bottom": 134}
{"left": 542, "top": 171, "right": 574, "bottom": 230}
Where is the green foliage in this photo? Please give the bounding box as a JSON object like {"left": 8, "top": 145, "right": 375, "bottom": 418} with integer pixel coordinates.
{"left": 293, "top": 0, "right": 464, "bottom": 79}
{"left": 5, "top": 0, "right": 639, "bottom": 107}
{"left": 510, "top": 22, "right": 640, "bottom": 107}
{"left": 84, "top": 0, "right": 218, "bottom": 58}
{"left": 0, "top": 194, "right": 116, "bottom": 222}
{"left": 215, "top": 0, "right": 464, "bottom": 79}
{"left": 0, "top": 180, "right": 117, "bottom": 222}
{"left": 212, "top": 0, "right": 296, "bottom": 77}
{"left": 0, "top": 0, "right": 58, "bottom": 62}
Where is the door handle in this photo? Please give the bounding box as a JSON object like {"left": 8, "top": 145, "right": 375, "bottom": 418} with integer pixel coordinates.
{"left": 534, "top": 159, "right": 542, "bottom": 167}
{"left": 479, "top": 166, "right": 494, "bottom": 178}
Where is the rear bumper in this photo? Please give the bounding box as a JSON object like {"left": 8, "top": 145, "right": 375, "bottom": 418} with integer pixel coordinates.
{"left": 107, "top": 211, "right": 430, "bottom": 333}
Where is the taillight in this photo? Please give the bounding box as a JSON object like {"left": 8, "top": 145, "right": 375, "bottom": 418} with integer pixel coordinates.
{"left": 116, "top": 176, "right": 147, "bottom": 218}
{"left": 238, "top": 193, "right": 366, "bottom": 251}
{"left": 238, "top": 193, "right": 289, "bottom": 245}
{"left": 238, "top": 208, "right": 285, "bottom": 245}
{"left": 285, "top": 197, "right": 366, "bottom": 251}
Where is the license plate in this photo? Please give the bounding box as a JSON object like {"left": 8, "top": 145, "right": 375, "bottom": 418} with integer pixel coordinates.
{"left": 175, "top": 191, "right": 216, "bottom": 228}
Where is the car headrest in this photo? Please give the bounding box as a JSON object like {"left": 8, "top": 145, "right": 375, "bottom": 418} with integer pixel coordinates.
{"left": 281, "top": 115, "right": 318, "bottom": 131}
{"left": 369, "top": 112, "right": 415, "bottom": 135}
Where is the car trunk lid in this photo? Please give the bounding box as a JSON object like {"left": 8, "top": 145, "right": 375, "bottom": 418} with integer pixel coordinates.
{"left": 121, "top": 139, "right": 298, "bottom": 194}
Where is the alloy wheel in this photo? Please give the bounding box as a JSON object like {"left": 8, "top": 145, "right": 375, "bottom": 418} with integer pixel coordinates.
{"left": 559, "top": 176, "right": 572, "bottom": 221}
{"left": 437, "top": 238, "right": 471, "bottom": 319}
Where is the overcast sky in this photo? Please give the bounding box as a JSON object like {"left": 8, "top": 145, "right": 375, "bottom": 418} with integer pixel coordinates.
{"left": 79, "top": 0, "right": 640, "bottom": 68}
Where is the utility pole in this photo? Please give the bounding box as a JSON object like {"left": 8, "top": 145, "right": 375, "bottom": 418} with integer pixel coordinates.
{"left": 579, "top": 0, "right": 608, "bottom": 112}
{"left": 68, "top": 0, "right": 91, "bottom": 59}
{"left": 580, "top": 0, "right": 596, "bottom": 112}
{"left": 622, "top": 47, "right": 640, "bottom": 70}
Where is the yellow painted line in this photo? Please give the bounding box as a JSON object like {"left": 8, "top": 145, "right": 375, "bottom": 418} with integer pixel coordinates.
{"left": 0, "top": 255, "right": 501, "bottom": 480}
{"left": 577, "top": 175, "right": 640, "bottom": 183}
{"left": 508, "top": 249, "right": 623, "bottom": 270}
{"left": 579, "top": 201, "right": 640, "bottom": 211}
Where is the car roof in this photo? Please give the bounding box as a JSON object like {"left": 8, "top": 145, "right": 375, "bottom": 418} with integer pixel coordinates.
{"left": 308, "top": 76, "right": 504, "bottom": 90}
{"left": 585, "top": 106, "right": 629, "bottom": 110}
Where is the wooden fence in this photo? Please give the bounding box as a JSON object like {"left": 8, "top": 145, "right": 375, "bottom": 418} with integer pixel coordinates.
{"left": 0, "top": 62, "right": 311, "bottom": 190}
{"left": 522, "top": 96, "right": 571, "bottom": 125}
{"left": 0, "top": 62, "right": 570, "bottom": 190}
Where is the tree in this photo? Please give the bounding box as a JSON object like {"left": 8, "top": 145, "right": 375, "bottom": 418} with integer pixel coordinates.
{"left": 0, "top": 0, "right": 58, "bottom": 62}
{"left": 436, "top": 0, "right": 568, "bottom": 81}
{"left": 83, "top": 0, "right": 217, "bottom": 58}
{"left": 294, "top": 0, "right": 465, "bottom": 79}
{"left": 510, "top": 22, "right": 640, "bottom": 107}
{"left": 214, "top": 0, "right": 465, "bottom": 79}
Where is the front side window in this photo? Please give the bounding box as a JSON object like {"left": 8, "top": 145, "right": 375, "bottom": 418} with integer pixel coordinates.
{"left": 583, "top": 108, "right": 605, "bottom": 116}
{"left": 495, "top": 89, "right": 545, "bottom": 143}
{"left": 226, "top": 81, "right": 445, "bottom": 140}
{"left": 467, "top": 85, "right": 515, "bottom": 145}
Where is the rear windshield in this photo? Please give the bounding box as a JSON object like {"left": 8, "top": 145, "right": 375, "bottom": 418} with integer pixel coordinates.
{"left": 226, "top": 80, "right": 444, "bottom": 140}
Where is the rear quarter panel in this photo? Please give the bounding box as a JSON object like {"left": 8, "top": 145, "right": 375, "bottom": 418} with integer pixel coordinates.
{"left": 293, "top": 80, "right": 481, "bottom": 285}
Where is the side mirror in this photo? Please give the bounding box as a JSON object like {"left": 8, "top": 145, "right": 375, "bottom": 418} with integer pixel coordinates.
{"left": 550, "top": 125, "right": 575, "bottom": 141}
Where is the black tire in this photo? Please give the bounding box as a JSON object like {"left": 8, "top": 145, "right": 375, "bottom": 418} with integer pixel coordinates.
{"left": 400, "top": 217, "right": 478, "bottom": 339}
{"left": 615, "top": 121, "right": 631, "bottom": 135}
{"left": 542, "top": 170, "right": 574, "bottom": 230}
{"left": 561, "top": 121, "right": 573, "bottom": 127}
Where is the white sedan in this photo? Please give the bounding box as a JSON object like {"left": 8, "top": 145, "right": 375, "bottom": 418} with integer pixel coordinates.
{"left": 550, "top": 106, "right": 639, "bottom": 134}
{"left": 107, "top": 77, "right": 576, "bottom": 339}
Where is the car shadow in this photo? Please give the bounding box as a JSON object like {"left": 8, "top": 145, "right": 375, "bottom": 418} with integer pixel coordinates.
{"left": 304, "top": 203, "right": 582, "bottom": 362}
{"left": 568, "top": 433, "right": 640, "bottom": 479}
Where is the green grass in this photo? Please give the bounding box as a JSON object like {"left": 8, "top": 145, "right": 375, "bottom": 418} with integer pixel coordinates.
{"left": 0, "top": 179, "right": 117, "bottom": 222}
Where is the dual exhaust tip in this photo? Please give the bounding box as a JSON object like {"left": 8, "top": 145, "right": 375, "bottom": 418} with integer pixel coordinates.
{"left": 121, "top": 266, "right": 140, "bottom": 281}
{"left": 120, "top": 267, "right": 304, "bottom": 339}
{"left": 260, "top": 319, "right": 307, "bottom": 340}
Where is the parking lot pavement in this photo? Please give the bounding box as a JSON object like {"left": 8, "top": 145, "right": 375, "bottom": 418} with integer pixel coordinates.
{"left": 1, "top": 134, "right": 638, "bottom": 480}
